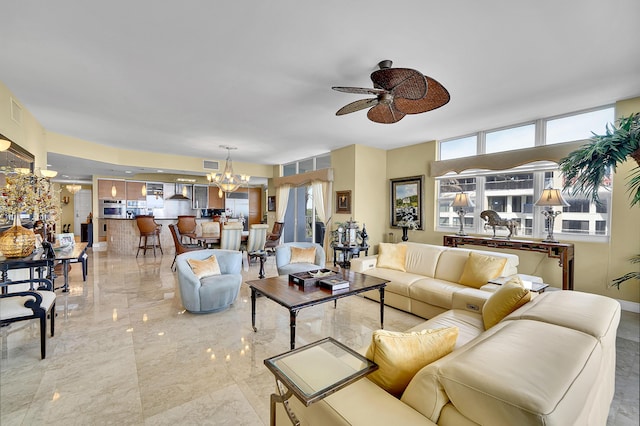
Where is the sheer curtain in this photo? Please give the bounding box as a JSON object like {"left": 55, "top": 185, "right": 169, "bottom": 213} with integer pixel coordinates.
{"left": 276, "top": 184, "right": 290, "bottom": 222}
{"left": 312, "top": 180, "right": 332, "bottom": 259}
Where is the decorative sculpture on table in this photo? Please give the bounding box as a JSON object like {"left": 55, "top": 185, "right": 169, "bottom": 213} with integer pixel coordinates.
{"left": 480, "top": 210, "right": 519, "bottom": 239}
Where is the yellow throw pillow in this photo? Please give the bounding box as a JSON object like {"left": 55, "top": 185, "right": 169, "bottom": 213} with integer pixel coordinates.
{"left": 290, "top": 246, "right": 316, "bottom": 264}
{"left": 458, "top": 252, "right": 507, "bottom": 288}
{"left": 376, "top": 243, "right": 407, "bottom": 272}
{"left": 187, "top": 255, "right": 221, "bottom": 279}
{"left": 365, "top": 327, "right": 459, "bottom": 397}
{"left": 482, "top": 276, "right": 531, "bottom": 329}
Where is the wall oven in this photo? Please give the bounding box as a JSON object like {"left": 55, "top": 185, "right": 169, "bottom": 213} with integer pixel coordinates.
{"left": 99, "top": 199, "right": 126, "bottom": 218}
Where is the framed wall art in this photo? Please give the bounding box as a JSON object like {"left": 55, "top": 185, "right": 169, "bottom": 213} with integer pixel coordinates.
{"left": 267, "top": 195, "right": 276, "bottom": 211}
{"left": 390, "top": 175, "right": 424, "bottom": 229}
{"left": 335, "top": 190, "right": 351, "bottom": 214}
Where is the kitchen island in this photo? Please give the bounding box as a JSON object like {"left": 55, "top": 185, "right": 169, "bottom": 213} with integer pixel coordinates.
{"left": 103, "top": 217, "right": 217, "bottom": 255}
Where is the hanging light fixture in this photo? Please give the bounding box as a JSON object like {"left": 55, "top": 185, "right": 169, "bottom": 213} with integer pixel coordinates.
{"left": 141, "top": 184, "right": 147, "bottom": 197}
{"left": 111, "top": 184, "right": 117, "bottom": 198}
{"left": 66, "top": 184, "right": 82, "bottom": 195}
{"left": 40, "top": 169, "right": 58, "bottom": 178}
{"left": 207, "top": 145, "right": 250, "bottom": 197}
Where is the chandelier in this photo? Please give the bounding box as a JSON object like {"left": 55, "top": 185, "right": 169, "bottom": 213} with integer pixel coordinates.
{"left": 66, "top": 184, "right": 82, "bottom": 195}
{"left": 207, "top": 145, "right": 250, "bottom": 197}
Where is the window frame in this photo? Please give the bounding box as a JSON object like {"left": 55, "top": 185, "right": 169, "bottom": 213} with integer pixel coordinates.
{"left": 436, "top": 105, "right": 614, "bottom": 242}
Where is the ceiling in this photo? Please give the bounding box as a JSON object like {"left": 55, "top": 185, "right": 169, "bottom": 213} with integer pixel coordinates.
{"left": 2, "top": 1, "right": 640, "bottom": 183}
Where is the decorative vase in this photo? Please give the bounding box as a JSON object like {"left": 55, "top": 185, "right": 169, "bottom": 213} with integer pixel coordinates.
{"left": 401, "top": 226, "right": 409, "bottom": 242}
{"left": 0, "top": 216, "right": 36, "bottom": 258}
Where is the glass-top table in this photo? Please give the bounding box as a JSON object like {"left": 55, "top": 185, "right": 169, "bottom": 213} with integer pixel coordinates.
{"left": 264, "top": 337, "right": 377, "bottom": 425}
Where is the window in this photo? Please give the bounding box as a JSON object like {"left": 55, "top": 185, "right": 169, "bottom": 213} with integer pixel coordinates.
{"left": 440, "top": 136, "right": 477, "bottom": 160}
{"left": 546, "top": 108, "right": 615, "bottom": 145}
{"left": 485, "top": 124, "right": 535, "bottom": 154}
{"left": 282, "top": 153, "right": 331, "bottom": 242}
{"left": 436, "top": 106, "right": 614, "bottom": 240}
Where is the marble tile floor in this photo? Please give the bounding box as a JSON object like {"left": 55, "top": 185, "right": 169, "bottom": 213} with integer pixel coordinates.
{"left": 0, "top": 248, "right": 638, "bottom": 425}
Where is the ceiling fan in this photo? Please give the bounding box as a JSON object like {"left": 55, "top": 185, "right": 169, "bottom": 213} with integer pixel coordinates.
{"left": 332, "top": 60, "right": 450, "bottom": 124}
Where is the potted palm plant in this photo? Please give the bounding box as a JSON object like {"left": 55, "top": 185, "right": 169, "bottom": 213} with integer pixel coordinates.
{"left": 559, "top": 112, "right": 639, "bottom": 288}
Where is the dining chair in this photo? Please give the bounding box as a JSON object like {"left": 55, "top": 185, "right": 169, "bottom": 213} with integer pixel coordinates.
{"left": 169, "top": 224, "right": 203, "bottom": 271}
{"left": 243, "top": 224, "right": 269, "bottom": 270}
{"left": 176, "top": 215, "right": 197, "bottom": 243}
{"left": 201, "top": 221, "right": 221, "bottom": 238}
{"left": 0, "top": 277, "right": 56, "bottom": 359}
{"left": 264, "top": 221, "right": 284, "bottom": 254}
{"left": 220, "top": 222, "right": 243, "bottom": 251}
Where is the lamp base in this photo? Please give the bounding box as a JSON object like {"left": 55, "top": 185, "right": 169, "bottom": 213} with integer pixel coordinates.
{"left": 456, "top": 209, "right": 467, "bottom": 236}
{"left": 541, "top": 209, "right": 562, "bottom": 244}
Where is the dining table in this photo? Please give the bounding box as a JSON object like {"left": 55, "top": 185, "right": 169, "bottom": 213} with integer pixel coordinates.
{"left": 194, "top": 231, "right": 248, "bottom": 248}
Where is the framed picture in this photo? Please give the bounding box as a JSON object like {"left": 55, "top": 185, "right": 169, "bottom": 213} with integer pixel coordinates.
{"left": 390, "top": 175, "right": 424, "bottom": 229}
{"left": 335, "top": 190, "right": 351, "bottom": 214}
{"left": 267, "top": 195, "right": 276, "bottom": 212}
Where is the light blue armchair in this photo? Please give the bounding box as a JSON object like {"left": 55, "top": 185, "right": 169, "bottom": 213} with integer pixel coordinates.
{"left": 176, "top": 249, "right": 243, "bottom": 313}
{"left": 275, "top": 242, "right": 326, "bottom": 276}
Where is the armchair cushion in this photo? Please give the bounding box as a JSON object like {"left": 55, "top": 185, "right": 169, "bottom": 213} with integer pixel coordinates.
{"left": 290, "top": 246, "right": 316, "bottom": 264}
{"left": 275, "top": 242, "right": 326, "bottom": 276}
{"left": 365, "top": 326, "right": 459, "bottom": 397}
{"left": 187, "top": 255, "right": 221, "bottom": 279}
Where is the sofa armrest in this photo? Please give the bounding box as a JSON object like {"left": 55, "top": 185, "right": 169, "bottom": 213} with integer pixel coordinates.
{"left": 350, "top": 255, "right": 377, "bottom": 273}
{"left": 451, "top": 288, "right": 491, "bottom": 313}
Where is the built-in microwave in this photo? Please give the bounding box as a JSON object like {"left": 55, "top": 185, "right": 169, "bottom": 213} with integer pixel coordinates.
{"left": 99, "top": 199, "right": 126, "bottom": 218}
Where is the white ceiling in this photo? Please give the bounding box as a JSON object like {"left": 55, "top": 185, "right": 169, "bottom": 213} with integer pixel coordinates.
{"left": 2, "top": 1, "right": 640, "bottom": 182}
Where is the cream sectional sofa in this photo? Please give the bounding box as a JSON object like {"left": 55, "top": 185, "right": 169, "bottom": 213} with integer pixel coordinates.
{"left": 350, "top": 242, "right": 522, "bottom": 319}
{"left": 275, "top": 290, "right": 621, "bottom": 425}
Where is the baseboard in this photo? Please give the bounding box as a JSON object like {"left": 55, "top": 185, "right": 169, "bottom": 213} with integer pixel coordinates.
{"left": 618, "top": 299, "right": 640, "bottom": 313}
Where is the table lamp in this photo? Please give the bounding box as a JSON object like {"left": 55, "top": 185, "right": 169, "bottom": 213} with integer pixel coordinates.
{"left": 451, "top": 192, "right": 474, "bottom": 236}
{"left": 535, "top": 188, "right": 570, "bottom": 243}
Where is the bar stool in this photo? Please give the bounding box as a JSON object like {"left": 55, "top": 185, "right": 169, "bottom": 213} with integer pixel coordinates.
{"left": 136, "top": 215, "right": 163, "bottom": 257}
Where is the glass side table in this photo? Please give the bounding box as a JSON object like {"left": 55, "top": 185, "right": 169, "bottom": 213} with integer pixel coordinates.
{"left": 264, "top": 337, "right": 377, "bottom": 426}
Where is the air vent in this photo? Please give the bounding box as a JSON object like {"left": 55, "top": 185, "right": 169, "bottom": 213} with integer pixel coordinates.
{"left": 10, "top": 98, "right": 22, "bottom": 124}
{"left": 203, "top": 160, "right": 219, "bottom": 170}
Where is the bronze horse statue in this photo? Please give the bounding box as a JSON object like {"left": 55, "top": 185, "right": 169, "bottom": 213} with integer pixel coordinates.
{"left": 480, "top": 210, "right": 519, "bottom": 239}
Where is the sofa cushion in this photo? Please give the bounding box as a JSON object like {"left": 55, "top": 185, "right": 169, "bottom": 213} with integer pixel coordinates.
{"left": 363, "top": 268, "right": 425, "bottom": 297}
{"left": 402, "top": 242, "right": 446, "bottom": 277}
{"left": 376, "top": 243, "right": 407, "bottom": 272}
{"left": 365, "top": 327, "right": 459, "bottom": 397}
{"left": 437, "top": 319, "right": 603, "bottom": 426}
{"left": 410, "top": 278, "right": 470, "bottom": 310}
{"left": 290, "top": 246, "right": 316, "bottom": 264}
{"left": 187, "top": 255, "right": 221, "bottom": 279}
{"left": 482, "top": 276, "right": 531, "bottom": 329}
{"left": 458, "top": 252, "right": 507, "bottom": 288}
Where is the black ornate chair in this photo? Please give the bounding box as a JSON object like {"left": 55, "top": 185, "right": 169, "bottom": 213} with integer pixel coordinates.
{"left": 0, "top": 277, "right": 56, "bottom": 359}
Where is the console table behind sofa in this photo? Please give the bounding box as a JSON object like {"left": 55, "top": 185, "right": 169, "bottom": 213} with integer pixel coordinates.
{"left": 443, "top": 235, "right": 574, "bottom": 290}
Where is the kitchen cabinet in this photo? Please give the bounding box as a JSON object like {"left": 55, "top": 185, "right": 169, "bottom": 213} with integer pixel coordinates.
{"left": 126, "top": 181, "right": 146, "bottom": 201}
{"left": 248, "top": 187, "right": 262, "bottom": 226}
{"left": 192, "top": 185, "right": 209, "bottom": 209}
{"left": 208, "top": 187, "right": 225, "bottom": 209}
{"left": 97, "top": 179, "right": 126, "bottom": 200}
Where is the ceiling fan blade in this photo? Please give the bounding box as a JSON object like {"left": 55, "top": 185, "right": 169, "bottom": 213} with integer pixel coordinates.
{"left": 370, "top": 68, "right": 427, "bottom": 99}
{"left": 394, "top": 76, "right": 451, "bottom": 114}
{"left": 332, "top": 86, "right": 387, "bottom": 95}
{"left": 367, "top": 103, "right": 405, "bottom": 124}
{"left": 336, "top": 98, "right": 379, "bottom": 116}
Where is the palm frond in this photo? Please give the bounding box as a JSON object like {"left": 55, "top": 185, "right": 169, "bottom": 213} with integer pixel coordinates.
{"left": 559, "top": 113, "right": 640, "bottom": 206}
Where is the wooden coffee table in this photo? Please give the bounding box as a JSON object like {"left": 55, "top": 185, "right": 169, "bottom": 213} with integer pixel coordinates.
{"left": 247, "top": 270, "right": 388, "bottom": 349}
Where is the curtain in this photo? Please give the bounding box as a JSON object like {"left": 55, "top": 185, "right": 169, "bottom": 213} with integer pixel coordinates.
{"left": 276, "top": 184, "right": 291, "bottom": 223}
{"left": 312, "top": 180, "right": 332, "bottom": 260}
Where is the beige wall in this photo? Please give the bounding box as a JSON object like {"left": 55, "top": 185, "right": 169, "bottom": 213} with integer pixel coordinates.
{"left": 2, "top": 79, "right": 638, "bottom": 304}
